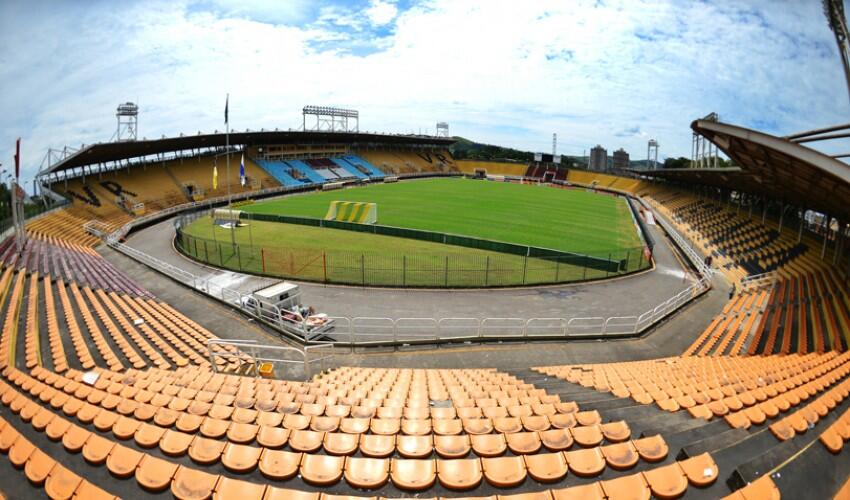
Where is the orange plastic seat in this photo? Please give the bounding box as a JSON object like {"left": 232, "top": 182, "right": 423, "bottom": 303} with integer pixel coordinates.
{"left": 397, "top": 434, "right": 433, "bottom": 458}
{"left": 256, "top": 426, "right": 289, "bottom": 449}
{"left": 214, "top": 476, "right": 266, "bottom": 500}
{"left": 642, "top": 462, "right": 689, "bottom": 499}
{"left": 106, "top": 443, "right": 144, "bottom": 478}
{"left": 311, "top": 416, "right": 340, "bottom": 433}
{"left": 136, "top": 454, "right": 178, "bottom": 492}
{"left": 549, "top": 413, "right": 577, "bottom": 429}
{"left": 25, "top": 449, "right": 56, "bottom": 485}
{"left": 263, "top": 486, "right": 319, "bottom": 500}
{"left": 601, "top": 421, "right": 631, "bottom": 442}
{"left": 471, "top": 433, "right": 507, "bottom": 457}
{"left": 576, "top": 410, "right": 601, "bottom": 426}
{"left": 112, "top": 415, "right": 141, "bottom": 440}
{"left": 524, "top": 451, "right": 568, "bottom": 482}
{"left": 73, "top": 480, "right": 118, "bottom": 500}
{"left": 300, "top": 453, "right": 344, "bottom": 486}
{"left": 324, "top": 432, "right": 360, "bottom": 455}
{"left": 160, "top": 429, "right": 193, "bottom": 456}
{"left": 434, "top": 434, "right": 472, "bottom": 458}
{"left": 521, "top": 415, "right": 550, "bottom": 432}
{"left": 370, "top": 418, "right": 400, "bottom": 435}
{"left": 8, "top": 436, "right": 35, "bottom": 468}
{"left": 82, "top": 433, "right": 116, "bottom": 465}
{"left": 632, "top": 434, "right": 668, "bottom": 462}
{"left": 289, "top": 430, "right": 325, "bottom": 453}
{"left": 820, "top": 427, "right": 844, "bottom": 453}
{"left": 769, "top": 420, "right": 795, "bottom": 441}
{"left": 552, "top": 482, "right": 605, "bottom": 500}
{"left": 437, "top": 458, "right": 483, "bottom": 490}
{"left": 565, "top": 447, "right": 606, "bottom": 477}
{"left": 482, "top": 455, "right": 527, "bottom": 487}
{"left": 171, "top": 465, "right": 220, "bottom": 500}
{"left": 344, "top": 456, "right": 389, "bottom": 489}
{"left": 571, "top": 425, "right": 604, "bottom": 447}
{"left": 390, "top": 458, "right": 436, "bottom": 490}
{"left": 221, "top": 442, "right": 262, "bottom": 473}
{"left": 432, "top": 418, "right": 463, "bottom": 435}
{"left": 725, "top": 412, "right": 751, "bottom": 430}
{"left": 463, "top": 418, "right": 494, "bottom": 435}
{"left": 601, "top": 471, "right": 651, "bottom": 500}
{"left": 601, "top": 441, "right": 639, "bottom": 470}
{"left": 188, "top": 436, "right": 226, "bottom": 465}
{"left": 134, "top": 423, "right": 167, "bottom": 448}
{"left": 493, "top": 417, "right": 523, "bottom": 434}
{"left": 45, "top": 463, "right": 83, "bottom": 500}
{"left": 722, "top": 474, "right": 780, "bottom": 500}
{"left": 339, "top": 417, "right": 369, "bottom": 434}
{"left": 540, "top": 428, "right": 574, "bottom": 451}
{"left": 359, "top": 434, "right": 395, "bottom": 457}
{"left": 679, "top": 452, "right": 718, "bottom": 487}
{"left": 258, "top": 449, "right": 301, "bottom": 480}
{"left": 402, "top": 418, "right": 432, "bottom": 435}
{"left": 506, "top": 431, "right": 542, "bottom": 454}
{"left": 62, "top": 424, "right": 91, "bottom": 453}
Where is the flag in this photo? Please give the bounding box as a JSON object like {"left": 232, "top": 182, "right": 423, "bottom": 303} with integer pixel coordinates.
{"left": 14, "top": 138, "right": 20, "bottom": 179}
{"left": 239, "top": 153, "right": 246, "bottom": 186}
{"left": 213, "top": 164, "right": 218, "bottom": 190}
{"left": 224, "top": 94, "right": 229, "bottom": 125}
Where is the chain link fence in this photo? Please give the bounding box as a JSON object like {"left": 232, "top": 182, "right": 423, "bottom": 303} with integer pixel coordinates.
{"left": 175, "top": 213, "right": 650, "bottom": 288}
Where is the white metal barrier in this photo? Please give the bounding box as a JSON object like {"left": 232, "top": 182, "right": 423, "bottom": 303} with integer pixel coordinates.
{"left": 206, "top": 339, "right": 334, "bottom": 380}
{"left": 481, "top": 318, "right": 526, "bottom": 338}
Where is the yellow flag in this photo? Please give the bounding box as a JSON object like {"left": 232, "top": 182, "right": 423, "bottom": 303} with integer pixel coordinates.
{"left": 213, "top": 165, "right": 218, "bottom": 190}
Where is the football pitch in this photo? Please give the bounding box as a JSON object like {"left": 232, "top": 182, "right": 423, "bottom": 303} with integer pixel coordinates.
{"left": 241, "top": 178, "right": 642, "bottom": 253}
{"left": 179, "top": 178, "right": 648, "bottom": 287}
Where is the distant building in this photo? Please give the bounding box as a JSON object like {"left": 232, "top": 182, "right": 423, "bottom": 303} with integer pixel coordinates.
{"left": 589, "top": 145, "right": 607, "bottom": 171}
{"left": 612, "top": 148, "right": 629, "bottom": 170}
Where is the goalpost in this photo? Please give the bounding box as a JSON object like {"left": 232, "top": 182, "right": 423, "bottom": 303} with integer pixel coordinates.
{"left": 324, "top": 201, "right": 378, "bottom": 224}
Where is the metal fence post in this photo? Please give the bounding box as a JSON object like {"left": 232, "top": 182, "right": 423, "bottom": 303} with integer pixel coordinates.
{"left": 361, "top": 254, "right": 365, "bottom": 286}
{"left": 402, "top": 255, "right": 406, "bottom": 287}
{"left": 522, "top": 256, "right": 528, "bottom": 285}
{"left": 218, "top": 244, "right": 223, "bottom": 266}
{"left": 555, "top": 257, "right": 560, "bottom": 282}
{"left": 606, "top": 253, "right": 611, "bottom": 277}
{"left": 583, "top": 261, "right": 588, "bottom": 280}
{"left": 624, "top": 250, "right": 630, "bottom": 273}
{"left": 485, "top": 256, "right": 489, "bottom": 286}
{"left": 444, "top": 255, "right": 449, "bottom": 286}
{"left": 237, "top": 245, "right": 242, "bottom": 270}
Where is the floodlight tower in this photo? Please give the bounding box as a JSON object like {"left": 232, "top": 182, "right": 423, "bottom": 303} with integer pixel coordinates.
{"left": 115, "top": 102, "right": 139, "bottom": 142}
{"left": 552, "top": 133, "right": 557, "bottom": 156}
{"left": 647, "top": 139, "right": 659, "bottom": 170}
{"left": 436, "top": 122, "right": 449, "bottom": 138}
{"left": 825, "top": 0, "right": 850, "bottom": 102}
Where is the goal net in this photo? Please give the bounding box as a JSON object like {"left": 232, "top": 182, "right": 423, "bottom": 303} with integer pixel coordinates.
{"left": 324, "top": 201, "right": 377, "bottom": 224}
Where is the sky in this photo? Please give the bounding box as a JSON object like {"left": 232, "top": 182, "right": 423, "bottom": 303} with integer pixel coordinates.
{"left": 0, "top": 0, "right": 848, "bottom": 188}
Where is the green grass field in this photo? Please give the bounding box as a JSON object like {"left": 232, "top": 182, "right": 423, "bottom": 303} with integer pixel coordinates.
{"left": 179, "top": 178, "right": 648, "bottom": 287}
{"left": 241, "top": 178, "right": 641, "bottom": 253}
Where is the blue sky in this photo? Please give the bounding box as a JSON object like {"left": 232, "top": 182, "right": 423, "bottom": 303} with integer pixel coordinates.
{"left": 0, "top": 0, "right": 848, "bottom": 187}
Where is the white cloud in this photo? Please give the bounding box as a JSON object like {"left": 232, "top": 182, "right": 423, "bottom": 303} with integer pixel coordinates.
{"left": 365, "top": 0, "right": 398, "bottom": 26}
{"left": 0, "top": 0, "right": 847, "bottom": 185}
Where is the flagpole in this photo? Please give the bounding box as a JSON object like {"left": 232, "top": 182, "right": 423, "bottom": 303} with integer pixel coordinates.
{"left": 225, "top": 93, "right": 235, "bottom": 249}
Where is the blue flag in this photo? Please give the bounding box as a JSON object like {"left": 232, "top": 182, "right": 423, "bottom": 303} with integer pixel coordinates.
{"left": 239, "top": 153, "right": 246, "bottom": 186}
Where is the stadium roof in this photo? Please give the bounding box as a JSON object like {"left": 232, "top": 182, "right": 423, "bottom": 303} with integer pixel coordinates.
{"left": 39, "top": 130, "right": 455, "bottom": 176}
{"left": 636, "top": 120, "right": 850, "bottom": 222}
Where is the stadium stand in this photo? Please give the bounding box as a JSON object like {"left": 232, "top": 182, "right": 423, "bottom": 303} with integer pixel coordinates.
{"left": 9, "top": 119, "right": 850, "bottom": 498}
{"left": 357, "top": 150, "right": 457, "bottom": 174}
{"left": 455, "top": 160, "right": 529, "bottom": 177}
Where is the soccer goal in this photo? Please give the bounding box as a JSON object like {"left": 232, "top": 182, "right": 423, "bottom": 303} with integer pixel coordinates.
{"left": 324, "top": 201, "right": 378, "bottom": 224}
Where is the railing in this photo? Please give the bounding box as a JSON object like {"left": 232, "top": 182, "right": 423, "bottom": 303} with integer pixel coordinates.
{"left": 642, "top": 199, "right": 713, "bottom": 278}
{"left": 206, "top": 339, "right": 335, "bottom": 380}
{"left": 740, "top": 272, "right": 776, "bottom": 292}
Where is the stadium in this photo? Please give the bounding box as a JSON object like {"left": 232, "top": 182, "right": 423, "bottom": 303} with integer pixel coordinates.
{"left": 2, "top": 2, "right": 850, "bottom": 500}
